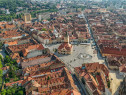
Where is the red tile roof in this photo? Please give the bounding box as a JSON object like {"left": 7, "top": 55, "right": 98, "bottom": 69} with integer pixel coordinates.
{"left": 119, "top": 64, "right": 126, "bottom": 73}
{"left": 0, "top": 29, "right": 26, "bottom": 39}
{"left": 5, "top": 24, "right": 15, "bottom": 29}
{"left": 58, "top": 42, "right": 72, "bottom": 51}
{"left": 86, "top": 81, "right": 97, "bottom": 92}
{"left": 85, "top": 63, "right": 109, "bottom": 76}
{"left": 22, "top": 67, "right": 80, "bottom": 95}
{"left": 7, "top": 43, "right": 34, "bottom": 53}
{"left": 101, "top": 47, "right": 126, "bottom": 56}
{"left": 74, "top": 62, "right": 109, "bottom": 94}
{"left": 22, "top": 44, "right": 44, "bottom": 57}
{"left": 96, "top": 75, "right": 105, "bottom": 92}
{"left": 21, "top": 55, "right": 51, "bottom": 68}
{"left": 6, "top": 41, "right": 18, "bottom": 46}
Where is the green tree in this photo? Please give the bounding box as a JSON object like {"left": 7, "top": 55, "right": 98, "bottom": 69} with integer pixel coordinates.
{"left": 4, "top": 55, "right": 11, "bottom": 63}
{"left": 47, "top": 76, "right": 51, "bottom": 80}
{"left": 1, "top": 85, "right": 25, "bottom": 95}
{"left": 0, "top": 0, "right": 27, "bottom": 21}
{"left": 9, "top": 66, "right": 16, "bottom": 78}
{"left": 6, "top": 89, "right": 12, "bottom": 95}
{"left": 17, "top": 90, "right": 23, "bottom": 95}
{"left": 0, "top": 69, "right": 3, "bottom": 77}
{"left": 11, "top": 87, "right": 16, "bottom": 94}
{"left": 107, "top": 80, "right": 110, "bottom": 88}
{"left": 10, "top": 61, "right": 14, "bottom": 65}
{"left": 5, "top": 77, "right": 10, "bottom": 83}
{"left": 41, "top": 28, "right": 47, "bottom": 31}
{"left": 0, "top": 42, "right": 3, "bottom": 49}
{"left": 0, "top": 77, "right": 2, "bottom": 86}
{"left": 0, "top": 55, "right": 3, "bottom": 60}
{"left": 0, "top": 60, "right": 3, "bottom": 68}
{"left": 1, "top": 89, "right": 6, "bottom": 95}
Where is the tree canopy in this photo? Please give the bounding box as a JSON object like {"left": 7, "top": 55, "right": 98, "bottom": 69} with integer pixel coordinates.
{"left": 0, "top": 42, "right": 3, "bottom": 49}
{"left": 1, "top": 85, "right": 25, "bottom": 95}
{"left": 0, "top": 60, "right": 3, "bottom": 68}
{"left": 4, "top": 55, "right": 11, "bottom": 64}
{"left": 0, "top": 69, "right": 3, "bottom": 77}
{"left": 0, "top": 55, "right": 2, "bottom": 60}
{"left": 41, "top": 28, "right": 47, "bottom": 31}
{"left": 0, "top": 0, "right": 26, "bottom": 12}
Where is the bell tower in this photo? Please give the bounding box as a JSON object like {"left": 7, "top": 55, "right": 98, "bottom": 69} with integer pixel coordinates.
{"left": 64, "top": 31, "right": 69, "bottom": 43}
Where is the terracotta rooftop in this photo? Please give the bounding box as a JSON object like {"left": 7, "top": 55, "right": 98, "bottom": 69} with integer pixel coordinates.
{"left": 75, "top": 63, "right": 109, "bottom": 94}
{"left": 22, "top": 44, "right": 44, "bottom": 57}
{"left": 58, "top": 42, "right": 72, "bottom": 51}
{"left": 101, "top": 47, "right": 126, "bottom": 57}
{"left": 0, "top": 29, "right": 26, "bottom": 39}
{"left": 4, "top": 24, "right": 15, "bottom": 29}
{"left": 85, "top": 63, "right": 109, "bottom": 76}
{"left": 119, "top": 64, "right": 126, "bottom": 73}
{"left": 6, "top": 43, "right": 34, "bottom": 53}
{"left": 22, "top": 67, "right": 80, "bottom": 95}
{"left": 21, "top": 55, "right": 52, "bottom": 68}
{"left": 5, "top": 41, "right": 18, "bottom": 46}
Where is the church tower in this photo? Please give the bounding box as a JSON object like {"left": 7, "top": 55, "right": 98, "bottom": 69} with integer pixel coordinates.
{"left": 64, "top": 31, "right": 69, "bottom": 43}
{"left": 58, "top": 31, "right": 73, "bottom": 55}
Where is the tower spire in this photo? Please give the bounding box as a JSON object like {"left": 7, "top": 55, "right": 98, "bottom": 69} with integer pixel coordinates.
{"left": 64, "top": 25, "right": 69, "bottom": 43}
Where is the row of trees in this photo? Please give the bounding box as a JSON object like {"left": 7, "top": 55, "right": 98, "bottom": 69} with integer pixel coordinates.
{"left": 0, "top": 13, "right": 23, "bottom": 21}
{"left": 31, "top": 9, "right": 58, "bottom": 18}
{"left": 0, "top": 7, "right": 58, "bottom": 21}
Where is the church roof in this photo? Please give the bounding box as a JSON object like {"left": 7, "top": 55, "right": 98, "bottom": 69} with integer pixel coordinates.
{"left": 58, "top": 42, "right": 72, "bottom": 51}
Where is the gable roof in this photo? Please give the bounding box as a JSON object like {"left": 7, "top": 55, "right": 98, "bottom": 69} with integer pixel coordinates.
{"left": 58, "top": 42, "right": 72, "bottom": 51}
{"left": 102, "top": 47, "right": 126, "bottom": 56}
{"left": 22, "top": 44, "right": 44, "bottom": 57}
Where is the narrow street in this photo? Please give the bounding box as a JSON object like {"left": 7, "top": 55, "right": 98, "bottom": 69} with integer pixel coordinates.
{"left": 82, "top": 11, "right": 107, "bottom": 65}
{"left": 61, "top": 59, "right": 88, "bottom": 95}
{"left": 72, "top": 74, "right": 87, "bottom": 95}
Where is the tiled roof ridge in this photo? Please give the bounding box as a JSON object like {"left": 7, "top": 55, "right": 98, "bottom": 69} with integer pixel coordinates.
{"left": 22, "top": 54, "right": 50, "bottom": 62}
